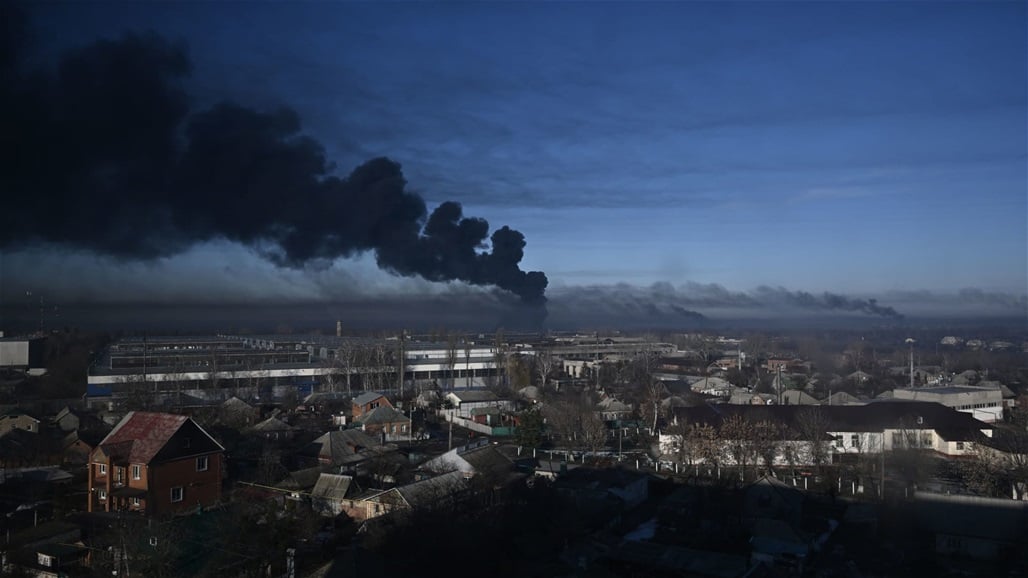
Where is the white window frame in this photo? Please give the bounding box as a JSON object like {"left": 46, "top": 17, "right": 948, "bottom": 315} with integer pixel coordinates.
{"left": 98, "top": 489, "right": 107, "bottom": 501}
{"left": 98, "top": 463, "right": 107, "bottom": 475}
{"left": 132, "top": 497, "right": 141, "bottom": 507}
{"left": 132, "top": 464, "right": 142, "bottom": 480}
{"left": 171, "top": 486, "right": 183, "bottom": 503}
{"left": 197, "top": 455, "right": 209, "bottom": 472}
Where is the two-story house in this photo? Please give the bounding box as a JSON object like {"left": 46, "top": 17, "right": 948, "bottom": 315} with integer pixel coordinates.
{"left": 352, "top": 392, "right": 393, "bottom": 420}
{"left": 88, "top": 412, "right": 224, "bottom": 516}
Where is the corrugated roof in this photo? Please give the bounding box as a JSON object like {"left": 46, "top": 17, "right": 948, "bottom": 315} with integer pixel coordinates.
{"left": 311, "top": 473, "right": 357, "bottom": 500}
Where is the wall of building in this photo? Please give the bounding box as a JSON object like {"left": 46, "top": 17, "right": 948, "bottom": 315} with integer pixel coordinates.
{"left": 148, "top": 453, "right": 222, "bottom": 515}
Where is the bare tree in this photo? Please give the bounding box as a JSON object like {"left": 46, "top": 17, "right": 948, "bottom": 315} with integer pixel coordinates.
{"left": 795, "top": 407, "right": 832, "bottom": 472}
{"left": 752, "top": 419, "right": 784, "bottom": 475}
{"left": 535, "top": 350, "right": 556, "bottom": 390}
{"left": 639, "top": 380, "right": 668, "bottom": 434}
{"left": 580, "top": 411, "right": 609, "bottom": 456}
{"left": 688, "top": 423, "right": 721, "bottom": 467}
{"left": 719, "top": 414, "right": 756, "bottom": 475}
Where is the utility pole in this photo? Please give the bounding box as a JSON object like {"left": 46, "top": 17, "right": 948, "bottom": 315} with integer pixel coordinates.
{"left": 906, "top": 338, "right": 916, "bottom": 388}
{"left": 397, "top": 330, "right": 406, "bottom": 397}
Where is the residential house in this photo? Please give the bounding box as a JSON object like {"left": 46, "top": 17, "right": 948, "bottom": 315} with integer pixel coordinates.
{"left": 0, "top": 412, "right": 40, "bottom": 437}
{"left": 916, "top": 492, "right": 1028, "bottom": 561}
{"left": 660, "top": 401, "right": 995, "bottom": 466}
{"left": 61, "top": 429, "right": 106, "bottom": 465}
{"left": 300, "top": 428, "right": 397, "bottom": 470}
{"left": 445, "top": 389, "right": 515, "bottom": 419}
{"left": 218, "top": 396, "right": 259, "bottom": 428}
{"left": 356, "top": 406, "right": 412, "bottom": 442}
{"left": 780, "top": 390, "right": 820, "bottom": 406}
{"left": 53, "top": 406, "right": 105, "bottom": 434}
{"left": 357, "top": 470, "right": 469, "bottom": 521}
{"left": 423, "top": 439, "right": 515, "bottom": 481}
{"left": 596, "top": 395, "right": 633, "bottom": 422}
{"left": 88, "top": 411, "right": 225, "bottom": 516}
{"left": 247, "top": 415, "right": 297, "bottom": 441}
{"left": 822, "top": 391, "right": 864, "bottom": 406}
{"left": 351, "top": 392, "right": 393, "bottom": 420}
{"left": 310, "top": 473, "right": 362, "bottom": 517}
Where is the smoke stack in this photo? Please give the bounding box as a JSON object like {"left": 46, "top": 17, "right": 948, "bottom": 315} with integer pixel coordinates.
{"left": 336, "top": 321, "right": 342, "bottom": 338}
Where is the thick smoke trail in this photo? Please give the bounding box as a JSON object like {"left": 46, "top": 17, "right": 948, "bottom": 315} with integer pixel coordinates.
{"left": 0, "top": 20, "right": 547, "bottom": 304}
{"left": 752, "top": 286, "right": 903, "bottom": 319}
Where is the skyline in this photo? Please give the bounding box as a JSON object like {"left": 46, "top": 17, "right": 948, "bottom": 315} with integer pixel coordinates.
{"left": 2, "top": 1, "right": 1026, "bottom": 331}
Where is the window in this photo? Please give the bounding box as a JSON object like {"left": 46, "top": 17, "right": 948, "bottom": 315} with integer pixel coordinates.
{"left": 37, "top": 554, "right": 53, "bottom": 567}
{"left": 956, "top": 442, "right": 965, "bottom": 451}
{"left": 98, "top": 489, "right": 107, "bottom": 501}
{"left": 171, "top": 486, "right": 183, "bottom": 503}
{"left": 132, "top": 464, "right": 142, "bottom": 480}
{"left": 834, "top": 438, "right": 843, "bottom": 448}
{"left": 98, "top": 463, "right": 107, "bottom": 475}
{"left": 196, "top": 456, "right": 209, "bottom": 472}
{"left": 132, "top": 497, "right": 141, "bottom": 507}
{"left": 850, "top": 435, "right": 859, "bottom": 447}
{"left": 921, "top": 433, "right": 933, "bottom": 447}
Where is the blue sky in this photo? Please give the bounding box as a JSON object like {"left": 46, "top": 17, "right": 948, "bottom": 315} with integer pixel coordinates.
{"left": 4, "top": 1, "right": 1026, "bottom": 328}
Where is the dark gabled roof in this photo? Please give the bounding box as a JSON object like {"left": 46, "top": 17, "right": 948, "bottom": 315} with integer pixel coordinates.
{"left": 250, "top": 416, "right": 294, "bottom": 432}
{"left": 353, "top": 391, "right": 387, "bottom": 406}
{"left": 305, "top": 429, "right": 394, "bottom": 465}
{"left": 394, "top": 471, "right": 467, "bottom": 508}
{"left": 358, "top": 406, "right": 409, "bottom": 426}
{"left": 671, "top": 401, "right": 993, "bottom": 435}
{"left": 96, "top": 412, "right": 223, "bottom": 464}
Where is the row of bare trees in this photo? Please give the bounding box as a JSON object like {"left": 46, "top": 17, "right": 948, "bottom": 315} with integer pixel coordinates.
{"left": 663, "top": 409, "right": 837, "bottom": 477}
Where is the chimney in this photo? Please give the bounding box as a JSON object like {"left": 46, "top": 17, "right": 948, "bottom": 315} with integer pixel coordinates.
{"left": 336, "top": 321, "right": 342, "bottom": 338}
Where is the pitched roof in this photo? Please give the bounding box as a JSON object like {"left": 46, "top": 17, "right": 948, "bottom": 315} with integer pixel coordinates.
{"left": 307, "top": 429, "right": 394, "bottom": 465}
{"left": 311, "top": 473, "right": 358, "bottom": 500}
{"left": 353, "top": 391, "right": 387, "bottom": 406}
{"left": 250, "top": 416, "right": 294, "bottom": 432}
{"left": 671, "top": 401, "right": 993, "bottom": 436}
{"left": 448, "top": 389, "right": 500, "bottom": 403}
{"left": 358, "top": 406, "right": 409, "bottom": 426}
{"left": 394, "top": 471, "right": 467, "bottom": 508}
{"left": 96, "top": 412, "right": 223, "bottom": 464}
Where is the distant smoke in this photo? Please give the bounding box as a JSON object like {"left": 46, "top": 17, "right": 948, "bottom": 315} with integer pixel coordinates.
{"left": 751, "top": 286, "right": 904, "bottom": 319}
{"left": 0, "top": 19, "right": 547, "bottom": 305}
{"left": 550, "top": 282, "right": 904, "bottom": 322}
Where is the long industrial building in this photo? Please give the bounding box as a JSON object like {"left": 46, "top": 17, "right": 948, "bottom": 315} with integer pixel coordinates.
{"left": 86, "top": 334, "right": 505, "bottom": 409}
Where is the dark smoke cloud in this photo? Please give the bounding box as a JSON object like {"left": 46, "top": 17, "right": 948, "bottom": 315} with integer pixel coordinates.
{"left": 751, "top": 286, "right": 903, "bottom": 319}
{"left": 549, "top": 282, "right": 904, "bottom": 322}
{"left": 0, "top": 19, "right": 547, "bottom": 305}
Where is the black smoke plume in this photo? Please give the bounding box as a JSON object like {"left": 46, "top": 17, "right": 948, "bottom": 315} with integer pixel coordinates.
{"left": 0, "top": 19, "right": 548, "bottom": 305}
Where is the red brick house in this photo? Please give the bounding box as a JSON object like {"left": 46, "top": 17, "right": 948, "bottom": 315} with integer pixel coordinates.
{"left": 352, "top": 392, "right": 393, "bottom": 420}
{"left": 87, "top": 412, "right": 224, "bottom": 516}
